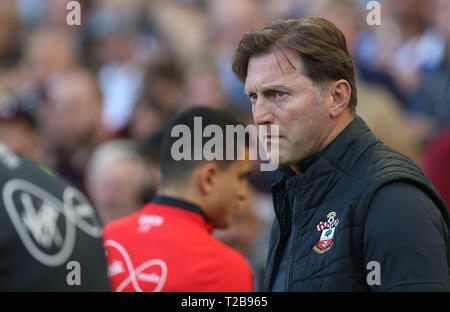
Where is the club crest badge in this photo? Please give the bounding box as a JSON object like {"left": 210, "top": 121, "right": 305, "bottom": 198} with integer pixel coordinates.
{"left": 313, "top": 211, "right": 339, "bottom": 254}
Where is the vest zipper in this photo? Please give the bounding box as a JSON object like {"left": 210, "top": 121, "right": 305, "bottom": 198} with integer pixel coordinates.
{"left": 285, "top": 196, "right": 296, "bottom": 291}
{"left": 268, "top": 191, "right": 289, "bottom": 290}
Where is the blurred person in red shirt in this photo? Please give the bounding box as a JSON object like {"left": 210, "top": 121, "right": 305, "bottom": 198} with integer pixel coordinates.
{"left": 423, "top": 128, "right": 450, "bottom": 211}
{"left": 103, "top": 107, "right": 255, "bottom": 292}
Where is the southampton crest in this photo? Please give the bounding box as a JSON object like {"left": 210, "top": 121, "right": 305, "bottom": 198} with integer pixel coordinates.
{"left": 313, "top": 211, "right": 339, "bottom": 254}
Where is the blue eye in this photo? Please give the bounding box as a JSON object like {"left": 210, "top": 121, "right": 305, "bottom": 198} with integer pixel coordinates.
{"left": 276, "top": 91, "right": 286, "bottom": 97}
{"left": 249, "top": 94, "right": 258, "bottom": 101}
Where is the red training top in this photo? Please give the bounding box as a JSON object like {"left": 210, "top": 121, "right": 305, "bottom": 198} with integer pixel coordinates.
{"left": 103, "top": 196, "right": 254, "bottom": 292}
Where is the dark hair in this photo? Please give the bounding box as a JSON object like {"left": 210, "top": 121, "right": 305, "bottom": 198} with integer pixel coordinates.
{"left": 232, "top": 17, "right": 357, "bottom": 113}
{"left": 0, "top": 96, "right": 37, "bottom": 129}
{"left": 160, "top": 106, "right": 249, "bottom": 187}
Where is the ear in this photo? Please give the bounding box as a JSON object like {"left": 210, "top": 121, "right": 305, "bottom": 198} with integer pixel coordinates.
{"left": 329, "top": 79, "right": 351, "bottom": 118}
{"left": 196, "top": 162, "right": 220, "bottom": 195}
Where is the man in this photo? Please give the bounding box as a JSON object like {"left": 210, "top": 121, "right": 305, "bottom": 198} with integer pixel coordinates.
{"left": 232, "top": 17, "right": 450, "bottom": 291}
{"left": 86, "top": 140, "right": 148, "bottom": 225}
{"left": 0, "top": 99, "right": 39, "bottom": 162}
{"left": 40, "top": 69, "right": 112, "bottom": 193}
{"left": 103, "top": 107, "right": 254, "bottom": 292}
{"left": 0, "top": 142, "right": 110, "bottom": 291}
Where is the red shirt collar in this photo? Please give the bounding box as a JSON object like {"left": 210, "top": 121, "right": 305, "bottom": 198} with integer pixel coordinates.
{"left": 145, "top": 195, "right": 213, "bottom": 233}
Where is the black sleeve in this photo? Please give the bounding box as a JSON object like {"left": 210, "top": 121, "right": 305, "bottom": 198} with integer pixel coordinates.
{"left": 363, "top": 182, "right": 450, "bottom": 292}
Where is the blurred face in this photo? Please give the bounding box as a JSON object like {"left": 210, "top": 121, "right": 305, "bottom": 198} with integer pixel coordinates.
{"left": 184, "top": 67, "right": 225, "bottom": 108}
{"left": 90, "top": 159, "right": 144, "bottom": 225}
{"left": 210, "top": 0, "right": 264, "bottom": 45}
{"left": 26, "top": 31, "right": 76, "bottom": 83}
{"left": 245, "top": 49, "right": 333, "bottom": 169}
{"left": 129, "top": 102, "right": 163, "bottom": 143}
{"left": 435, "top": 0, "right": 450, "bottom": 38}
{"left": 0, "top": 119, "right": 37, "bottom": 161}
{"left": 389, "top": 0, "right": 426, "bottom": 22}
{"left": 46, "top": 75, "right": 101, "bottom": 147}
{"left": 207, "top": 156, "right": 252, "bottom": 229}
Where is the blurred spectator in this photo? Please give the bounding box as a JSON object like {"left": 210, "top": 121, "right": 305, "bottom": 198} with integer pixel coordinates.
{"left": 127, "top": 100, "right": 164, "bottom": 145}
{"left": 24, "top": 27, "right": 79, "bottom": 87}
{"left": 206, "top": 0, "right": 267, "bottom": 111}
{"left": 147, "top": 0, "right": 207, "bottom": 66}
{"left": 0, "top": 94, "right": 39, "bottom": 161}
{"left": 39, "top": 69, "right": 112, "bottom": 192}
{"left": 423, "top": 128, "right": 450, "bottom": 211}
{"left": 15, "top": 0, "right": 46, "bottom": 29}
{"left": 87, "top": 2, "right": 144, "bottom": 133}
{"left": 313, "top": 0, "right": 423, "bottom": 164}
{"left": 408, "top": 0, "right": 450, "bottom": 138}
{"left": 355, "top": 0, "right": 446, "bottom": 105}
{"left": 0, "top": 0, "right": 22, "bottom": 70}
{"left": 356, "top": 81, "right": 424, "bottom": 164}
{"left": 86, "top": 139, "right": 148, "bottom": 226}
{"left": 261, "top": 0, "right": 309, "bottom": 20}
{"left": 137, "top": 61, "right": 185, "bottom": 123}
{"left": 1, "top": 27, "right": 80, "bottom": 130}
{"left": 183, "top": 57, "right": 227, "bottom": 109}
{"left": 19, "top": 26, "right": 80, "bottom": 120}
{"left": 44, "top": 0, "right": 91, "bottom": 29}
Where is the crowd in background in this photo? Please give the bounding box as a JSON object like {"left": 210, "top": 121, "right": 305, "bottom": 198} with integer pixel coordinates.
{"left": 1, "top": 0, "right": 450, "bottom": 290}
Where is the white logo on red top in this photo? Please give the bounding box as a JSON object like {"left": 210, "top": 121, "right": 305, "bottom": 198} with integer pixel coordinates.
{"left": 137, "top": 215, "right": 164, "bottom": 233}
{"left": 108, "top": 260, "right": 125, "bottom": 277}
{"left": 104, "top": 240, "right": 167, "bottom": 292}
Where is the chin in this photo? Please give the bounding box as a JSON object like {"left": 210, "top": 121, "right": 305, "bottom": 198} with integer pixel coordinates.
{"left": 278, "top": 151, "right": 306, "bottom": 167}
{"left": 278, "top": 157, "right": 294, "bottom": 167}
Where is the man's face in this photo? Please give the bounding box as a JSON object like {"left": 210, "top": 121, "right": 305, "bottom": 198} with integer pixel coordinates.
{"left": 245, "top": 49, "right": 333, "bottom": 168}
{"left": 46, "top": 76, "right": 101, "bottom": 147}
{"left": 90, "top": 159, "right": 144, "bottom": 225}
{"left": 208, "top": 157, "right": 252, "bottom": 229}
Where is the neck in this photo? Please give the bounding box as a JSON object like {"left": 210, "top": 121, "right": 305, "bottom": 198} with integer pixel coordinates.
{"left": 291, "top": 112, "right": 355, "bottom": 174}
{"left": 320, "top": 111, "right": 355, "bottom": 152}
{"left": 156, "top": 186, "right": 205, "bottom": 213}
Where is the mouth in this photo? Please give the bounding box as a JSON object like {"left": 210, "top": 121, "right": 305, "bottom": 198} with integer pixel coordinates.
{"left": 264, "top": 135, "right": 284, "bottom": 143}
{"left": 257, "top": 125, "right": 283, "bottom": 144}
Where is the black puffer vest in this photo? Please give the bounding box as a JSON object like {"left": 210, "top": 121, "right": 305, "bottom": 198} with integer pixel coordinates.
{"left": 264, "top": 116, "right": 449, "bottom": 291}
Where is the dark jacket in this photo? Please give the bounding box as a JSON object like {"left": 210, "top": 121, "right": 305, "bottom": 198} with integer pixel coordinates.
{"left": 265, "top": 116, "right": 450, "bottom": 291}
{"left": 0, "top": 143, "right": 111, "bottom": 291}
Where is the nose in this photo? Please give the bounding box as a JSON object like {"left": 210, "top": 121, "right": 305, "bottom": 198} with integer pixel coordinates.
{"left": 238, "top": 190, "right": 246, "bottom": 202}
{"left": 253, "top": 98, "right": 274, "bottom": 126}
{"left": 237, "top": 180, "right": 249, "bottom": 202}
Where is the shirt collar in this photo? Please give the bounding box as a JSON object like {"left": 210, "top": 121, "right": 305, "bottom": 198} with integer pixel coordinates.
{"left": 151, "top": 195, "right": 210, "bottom": 223}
